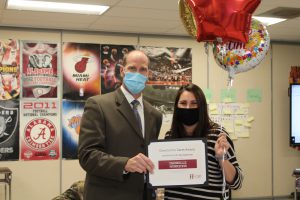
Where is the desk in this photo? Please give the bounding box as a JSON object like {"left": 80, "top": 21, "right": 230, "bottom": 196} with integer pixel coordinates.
{"left": 293, "top": 169, "right": 300, "bottom": 200}
{"left": 0, "top": 167, "right": 12, "bottom": 200}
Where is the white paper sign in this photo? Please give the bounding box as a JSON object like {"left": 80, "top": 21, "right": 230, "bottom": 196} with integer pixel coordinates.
{"left": 148, "top": 139, "right": 208, "bottom": 187}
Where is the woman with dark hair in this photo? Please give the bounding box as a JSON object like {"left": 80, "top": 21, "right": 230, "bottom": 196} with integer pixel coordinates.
{"left": 164, "top": 83, "right": 243, "bottom": 200}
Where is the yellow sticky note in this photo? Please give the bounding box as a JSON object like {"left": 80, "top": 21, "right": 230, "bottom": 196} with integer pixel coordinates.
{"left": 209, "top": 104, "right": 217, "bottom": 111}
{"left": 223, "top": 121, "right": 232, "bottom": 126}
{"left": 210, "top": 110, "right": 218, "bottom": 115}
{"left": 235, "top": 119, "right": 243, "bottom": 126}
{"left": 247, "top": 116, "right": 255, "bottom": 122}
{"left": 223, "top": 108, "right": 232, "bottom": 115}
{"left": 244, "top": 122, "right": 252, "bottom": 128}
{"left": 226, "top": 128, "right": 234, "bottom": 133}
{"left": 235, "top": 109, "right": 245, "bottom": 115}
{"left": 241, "top": 103, "right": 250, "bottom": 108}
{"left": 229, "top": 133, "right": 238, "bottom": 140}
{"left": 235, "top": 126, "right": 241, "bottom": 132}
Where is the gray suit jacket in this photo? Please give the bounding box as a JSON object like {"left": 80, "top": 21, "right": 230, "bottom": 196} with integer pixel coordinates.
{"left": 78, "top": 88, "right": 162, "bottom": 200}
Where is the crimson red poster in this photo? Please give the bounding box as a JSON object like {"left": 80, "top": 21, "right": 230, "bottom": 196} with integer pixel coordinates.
{"left": 0, "top": 39, "right": 20, "bottom": 100}
{"left": 20, "top": 100, "right": 60, "bottom": 160}
{"left": 22, "top": 41, "right": 58, "bottom": 98}
{"left": 63, "top": 43, "right": 101, "bottom": 100}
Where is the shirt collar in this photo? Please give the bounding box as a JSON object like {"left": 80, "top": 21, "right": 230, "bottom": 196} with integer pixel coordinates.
{"left": 120, "top": 85, "right": 143, "bottom": 106}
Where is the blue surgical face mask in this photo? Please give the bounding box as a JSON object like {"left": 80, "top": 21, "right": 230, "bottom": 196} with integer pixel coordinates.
{"left": 123, "top": 72, "right": 147, "bottom": 94}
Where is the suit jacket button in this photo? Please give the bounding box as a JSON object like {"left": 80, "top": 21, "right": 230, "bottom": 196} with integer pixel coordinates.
{"left": 140, "top": 144, "right": 145, "bottom": 148}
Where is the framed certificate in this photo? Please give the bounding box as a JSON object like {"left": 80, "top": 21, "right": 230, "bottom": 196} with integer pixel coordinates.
{"left": 147, "top": 138, "right": 208, "bottom": 188}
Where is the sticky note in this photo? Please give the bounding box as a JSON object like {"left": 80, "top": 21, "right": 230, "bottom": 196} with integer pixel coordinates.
{"left": 204, "top": 88, "right": 213, "bottom": 103}
{"left": 223, "top": 108, "right": 232, "bottom": 115}
{"left": 229, "top": 133, "right": 238, "bottom": 140}
{"left": 247, "top": 89, "right": 262, "bottom": 102}
{"left": 235, "top": 109, "right": 245, "bottom": 115}
{"left": 241, "top": 103, "right": 250, "bottom": 108}
{"left": 221, "top": 88, "right": 236, "bottom": 103}
{"left": 235, "top": 119, "right": 243, "bottom": 126}
{"left": 247, "top": 116, "right": 255, "bottom": 122}
{"left": 209, "top": 104, "right": 217, "bottom": 111}
{"left": 244, "top": 122, "right": 252, "bottom": 128}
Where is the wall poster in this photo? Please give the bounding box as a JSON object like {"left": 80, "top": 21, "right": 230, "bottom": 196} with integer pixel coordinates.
{"left": 0, "top": 39, "right": 20, "bottom": 100}
{"left": 62, "top": 100, "right": 85, "bottom": 159}
{"left": 0, "top": 100, "right": 19, "bottom": 161}
{"left": 22, "top": 41, "right": 59, "bottom": 98}
{"left": 20, "top": 100, "right": 60, "bottom": 160}
{"left": 100, "top": 44, "right": 135, "bottom": 94}
{"left": 143, "top": 85, "right": 181, "bottom": 124}
{"left": 63, "top": 43, "right": 101, "bottom": 100}
{"left": 139, "top": 46, "right": 192, "bottom": 85}
{"left": 141, "top": 46, "right": 192, "bottom": 125}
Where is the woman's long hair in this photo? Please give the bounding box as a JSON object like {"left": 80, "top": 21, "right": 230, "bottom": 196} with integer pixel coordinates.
{"left": 170, "top": 83, "right": 214, "bottom": 138}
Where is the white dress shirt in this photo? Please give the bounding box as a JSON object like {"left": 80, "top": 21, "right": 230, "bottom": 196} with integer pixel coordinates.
{"left": 120, "top": 86, "right": 145, "bottom": 137}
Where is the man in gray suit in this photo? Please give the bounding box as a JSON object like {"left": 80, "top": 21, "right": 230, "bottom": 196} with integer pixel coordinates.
{"left": 78, "top": 50, "right": 162, "bottom": 200}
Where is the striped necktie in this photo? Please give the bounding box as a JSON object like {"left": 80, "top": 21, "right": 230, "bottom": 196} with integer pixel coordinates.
{"left": 131, "top": 100, "right": 142, "bottom": 133}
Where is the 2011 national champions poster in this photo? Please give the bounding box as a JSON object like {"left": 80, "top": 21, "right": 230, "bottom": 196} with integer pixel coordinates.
{"left": 20, "top": 100, "right": 60, "bottom": 160}
{"left": 22, "top": 41, "right": 59, "bottom": 98}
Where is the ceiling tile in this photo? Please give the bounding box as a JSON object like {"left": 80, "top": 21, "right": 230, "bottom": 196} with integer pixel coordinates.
{"left": 1, "top": 10, "right": 99, "bottom": 24}
{"left": 88, "top": 23, "right": 175, "bottom": 35}
{"left": 104, "top": 7, "right": 179, "bottom": 20}
{"left": 117, "top": 0, "right": 178, "bottom": 10}
{"left": 1, "top": 20, "right": 90, "bottom": 30}
{"left": 21, "top": 0, "right": 119, "bottom": 6}
{"left": 92, "top": 16, "right": 178, "bottom": 28}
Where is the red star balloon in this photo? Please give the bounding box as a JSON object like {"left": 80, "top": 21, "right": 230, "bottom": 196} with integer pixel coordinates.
{"left": 182, "top": 0, "right": 261, "bottom": 43}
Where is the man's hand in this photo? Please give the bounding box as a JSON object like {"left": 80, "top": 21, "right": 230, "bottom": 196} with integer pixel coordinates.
{"left": 124, "top": 153, "right": 155, "bottom": 174}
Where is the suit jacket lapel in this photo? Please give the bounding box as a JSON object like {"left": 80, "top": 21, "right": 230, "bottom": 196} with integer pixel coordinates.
{"left": 115, "top": 88, "right": 144, "bottom": 140}
{"left": 143, "top": 101, "right": 153, "bottom": 144}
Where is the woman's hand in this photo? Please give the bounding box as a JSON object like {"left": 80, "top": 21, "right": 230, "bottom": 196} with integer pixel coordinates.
{"left": 214, "top": 132, "right": 230, "bottom": 159}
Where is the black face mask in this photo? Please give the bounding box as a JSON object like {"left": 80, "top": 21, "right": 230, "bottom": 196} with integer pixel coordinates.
{"left": 176, "top": 108, "right": 199, "bottom": 126}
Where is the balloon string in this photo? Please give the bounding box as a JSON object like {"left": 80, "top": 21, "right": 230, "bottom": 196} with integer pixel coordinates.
{"left": 218, "top": 99, "right": 227, "bottom": 200}
{"left": 204, "top": 42, "right": 209, "bottom": 87}
{"left": 204, "top": 42, "right": 209, "bottom": 55}
{"left": 219, "top": 79, "right": 232, "bottom": 200}
{"left": 228, "top": 67, "right": 234, "bottom": 87}
{"left": 222, "top": 147, "right": 228, "bottom": 200}
{"left": 228, "top": 77, "right": 233, "bottom": 87}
